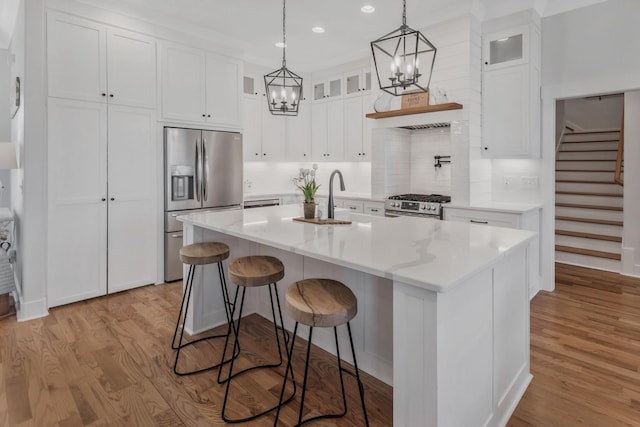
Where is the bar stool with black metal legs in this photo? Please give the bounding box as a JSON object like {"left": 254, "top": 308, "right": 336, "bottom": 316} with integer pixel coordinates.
{"left": 220, "top": 255, "right": 296, "bottom": 423}
{"left": 171, "top": 241, "right": 238, "bottom": 376}
{"left": 274, "top": 278, "right": 370, "bottom": 426}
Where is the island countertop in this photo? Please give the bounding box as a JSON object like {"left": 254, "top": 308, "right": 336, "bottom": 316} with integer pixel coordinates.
{"left": 178, "top": 204, "right": 536, "bottom": 293}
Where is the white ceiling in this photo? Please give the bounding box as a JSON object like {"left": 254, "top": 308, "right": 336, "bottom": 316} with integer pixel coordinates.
{"left": 1, "top": 0, "right": 608, "bottom": 70}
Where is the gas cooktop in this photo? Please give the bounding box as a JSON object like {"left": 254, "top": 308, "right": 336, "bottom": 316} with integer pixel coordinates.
{"left": 387, "top": 194, "right": 451, "bottom": 204}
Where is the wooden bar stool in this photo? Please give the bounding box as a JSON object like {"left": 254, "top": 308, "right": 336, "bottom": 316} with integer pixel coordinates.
{"left": 274, "top": 278, "right": 370, "bottom": 426}
{"left": 171, "top": 241, "right": 238, "bottom": 376}
{"left": 221, "top": 255, "right": 296, "bottom": 423}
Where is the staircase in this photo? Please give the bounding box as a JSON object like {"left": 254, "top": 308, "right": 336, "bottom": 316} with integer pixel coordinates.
{"left": 555, "top": 129, "right": 624, "bottom": 272}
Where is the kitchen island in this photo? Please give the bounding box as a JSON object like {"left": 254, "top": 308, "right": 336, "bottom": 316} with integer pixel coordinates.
{"left": 179, "top": 205, "right": 536, "bottom": 427}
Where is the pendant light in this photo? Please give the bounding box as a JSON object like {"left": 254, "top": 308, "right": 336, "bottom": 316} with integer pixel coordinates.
{"left": 264, "top": 0, "right": 303, "bottom": 116}
{"left": 370, "top": 0, "right": 437, "bottom": 96}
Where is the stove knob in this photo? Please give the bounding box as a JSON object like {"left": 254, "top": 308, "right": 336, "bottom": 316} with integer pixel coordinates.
{"left": 396, "top": 202, "right": 401, "bottom": 208}
{"left": 431, "top": 205, "right": 437, "bottom": 211}
{"left": 420, "top": 204, "right": 426, "bottom": 210}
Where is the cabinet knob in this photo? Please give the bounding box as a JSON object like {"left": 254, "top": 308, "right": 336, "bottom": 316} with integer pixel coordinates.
{"left": 485, "top": 61, "right": 488, "bottom": 65}
{"left": 255, "top": 153, "right": 259, "bottom": 156}
{"left": 484, "top": 147, "right": 488, "bottom": 150}
{"left": 202, "top": 114, "right": 206, "bottom": 117}
{"left": 207, "top": 114, "right": 211, "bottom": 118}
{"left": 109, "top": 94, "right": 114, "bottom": 98}
{"left": 263, "top": 153, "right": 267, "bottom": 156}
{"left": 101, "top": 93, "right": 106, "bottom": 97}
{"left": 303, "top": 154, "right": 306, "bottom": 156}
{"left": 101, "top": 198, "right": 106, "bottom": 201}
{"left": 110, "top": 197, "right": 115, "bottom": 201}
{"left": 255, "top": 92, "right": 258, "bottom": 95}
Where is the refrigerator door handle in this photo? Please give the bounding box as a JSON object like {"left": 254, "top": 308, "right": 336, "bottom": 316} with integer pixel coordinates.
{"left": 202, "top": 138, "right": 208, "bottom": 202}
{"left": 194, "top": 139, "right": 201, "bottom": 202}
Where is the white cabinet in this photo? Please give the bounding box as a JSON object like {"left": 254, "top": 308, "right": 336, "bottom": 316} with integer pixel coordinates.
{"left": 364, "top": 201, "right": 385, "bottom": 216}
{"left": 47, "top": 11, "right": 157, "bottom": 108}
{"left": 344, "top": 95, "right": 373, "bottom": 161}
{"left": 242, "top": 95, "right": 285, "bottom": 161}
{"left": 47, "top": 98, "right": 157, "bottom": 307}
{"left": 482, "top": 24, "right": 540, "bottom": 158}
{"left": 312, "top": 100, "right": 344, "bottom": 161}
{"left": 344, "top": 67, "right": 372, "bottom": 98}
{"left": 161, "top": 42, "right": 241, "bottom": 127}
{"left": 444, "top": 206, "right": 540, "bottom": 295}
{"left": 342, "top": 199, "right": 364, "bottom": 213}
{"left": 312, "top": 75, "right": 343, "bottom": 102}
{"left": 285, "top": 98, "right": 312, "bottom": 161}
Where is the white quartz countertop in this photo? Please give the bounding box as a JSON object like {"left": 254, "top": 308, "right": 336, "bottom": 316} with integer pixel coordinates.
{"left": 178, "top": 205, "right": 536, "bottom": 293}
{"left": 446, "top": 201, "right": 542, "bottom": 214}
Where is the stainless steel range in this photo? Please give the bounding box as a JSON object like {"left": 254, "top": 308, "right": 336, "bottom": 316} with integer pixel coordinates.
{"left": 385, "top": 194, "right": 451, "bottom": 219}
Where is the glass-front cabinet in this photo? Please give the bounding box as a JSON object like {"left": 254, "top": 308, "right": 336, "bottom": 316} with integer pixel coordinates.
{"left": 483, "top": 25, "right": 529, "bottom": 70}
{"left": 312, "top": 76, "right": 343, "bottom": 102}
{"left": 344, "top": 68, "right": 372, "bottom": 97}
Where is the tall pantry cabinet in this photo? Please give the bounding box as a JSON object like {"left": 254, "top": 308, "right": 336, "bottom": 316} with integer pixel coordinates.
{"left": 46, "top": 12, "right": 157, "bottom": 307}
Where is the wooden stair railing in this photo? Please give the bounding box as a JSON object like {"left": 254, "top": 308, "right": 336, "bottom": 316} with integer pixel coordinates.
{"left": 615, "top": 112, "right": 624, "bottom": 186}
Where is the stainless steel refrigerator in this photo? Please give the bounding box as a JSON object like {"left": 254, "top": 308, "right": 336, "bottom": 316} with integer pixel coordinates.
{"left": 164, "top": 127, "right": 243, "bottom": 281}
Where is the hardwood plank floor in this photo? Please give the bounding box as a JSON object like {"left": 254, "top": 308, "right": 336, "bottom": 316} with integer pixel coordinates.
{"left": 0, "top": 283, "right": 392, "bottom": 426}
{"left": 509, "top": 263, "right": 640, "bottom": 427}
{"left": 2, "top": 263, "right": 640, "bottom": 426}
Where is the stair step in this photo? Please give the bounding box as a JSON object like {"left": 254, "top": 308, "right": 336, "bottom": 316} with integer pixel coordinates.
{"left": 561, "top": 139, "right": 619, "bottom": 143}
{"left": 555, "top": 193, "right": 624, "bottom": 208}
{"left": 556, "top": 180, "right": 616, "bottom": 184}
{"left": 556, "top": 182, "right": 624, "bottom": 194}
{"left": 565, "top": 130, "right": 620, "bottom": 135}
{"left": 556, "top": 158, "right": 617, "bottom": 161}
{"left": 555, "top": 245, "right": 621, "bottom": 260}
{"left": 555, "top": 219, "right": 622, "bottom": 237}
{"left": 555, "top": 252, "right": 621, "bottom": 273}
{"left": 555, "top": 191, "right": 622, "bottom": 197}
{"left": 555, "top": 216, "right": 623, "bottom": 226}
{"left": 555, "top": 229, "right": 622, "bottom": 242}
{"left": 558, "top": 142, "right": 619, "bottom": 151}
{"left": 558, "top": 149, "right": 618, "bottom": 152}
{"left": 556, "top": 203, "right": 622, "bottom": 211}
{"left": 556, "top": 169, "right": 615, "bottom": 172}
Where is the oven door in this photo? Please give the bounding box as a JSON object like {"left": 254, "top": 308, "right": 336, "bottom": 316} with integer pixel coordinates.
{"left": 385, "top": 210, "right": 440, "bottom": 219}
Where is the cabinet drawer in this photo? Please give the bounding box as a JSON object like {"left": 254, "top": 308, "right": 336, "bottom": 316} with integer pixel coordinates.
{"left": 364, "top": 201, "right": 384, "bottom": 216}
{"left": 444, "top": 208, "right": 520, "bottom": 229}
{"left": 342, "top": 200, "right": 364, "bottom": 213}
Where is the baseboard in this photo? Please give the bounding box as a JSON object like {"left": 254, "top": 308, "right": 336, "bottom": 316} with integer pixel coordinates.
{"left": 16, "top": 297, "right": 49, "bottom": 322}
{"left": 621, "top": 247, "right": 640, "bottom": 278}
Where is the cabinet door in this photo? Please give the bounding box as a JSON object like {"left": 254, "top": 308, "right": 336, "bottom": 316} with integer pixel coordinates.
{"left": 107, "top": 106, "right": 157, "bottom": 293}
{"left": 107, "top": 29, "right": 157, "bottom": 108}
{"left": 47, "top": 98, "right": 108, "bottom": 307}
{"left": 326, "top": 100, "right": 344, "bottom": 161}
{"left": 482, "top": 65, "right": 529, "bottom": 157}
{"left": 285, "top": 99, "right": 311, "bottom": 161}
{"left": 483, "top": 26, "right": 529, "bottom": 71}
{"left": 47, "top": 12, "right": 107, "bottom": 103}
{"left": 261, "top": 106, "right": 286, "bottom": 160}
{"left": 311, "top": 103, "right": 328, "bottom": 161}
{"left": 161, "top": 43, "right": 206, "bottom": 122}
{"left": 312, "top": 80, "right": 327, "bottom": 102}
{"left": 242, "top": 96, "right": 263, "bottom": 161}
{"left": 205, "top": 53, "right": 241, "bottom": 126}
{"left": 344, "top": 97, "right": 364, "bottom": 161}
{"left": 345, "top": 70, "right": 362, "bottom": 97}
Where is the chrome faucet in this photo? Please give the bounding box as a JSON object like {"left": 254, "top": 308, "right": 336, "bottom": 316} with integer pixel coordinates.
{"left": 328, "top": 169, "right": 346, "bottom": 219}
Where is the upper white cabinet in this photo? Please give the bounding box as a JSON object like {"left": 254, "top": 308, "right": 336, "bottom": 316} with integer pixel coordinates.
{"left": 345, "top": 95, "right": 373, "bottom": 161}
{"left": 161, "top": 42, "right": 241, "bottom": 127}
{"left": 241, "top": 94, "right": 285, "bottom": 161}
{"left": 312, "top": 100, "right": 344, "bottom": 161}
{"left": 285, "top": 98, "right": 312, "bottom": 161}
{"left": 312, "top": 75, "right": 343, "bottom": 102}
{"left": 47, "top": 12, "right": 156, "bottom": 108}
{"left": 344, "top": 67, "right": 372, "bottom": 98}
{"left": 482, "top": 24, "right": 540, "bottom": 158}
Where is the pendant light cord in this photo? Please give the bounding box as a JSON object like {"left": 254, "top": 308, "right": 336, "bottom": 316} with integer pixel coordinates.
{"left": 282, "top": 0, "right": 287, "bottom": 67}
{"left": 402, "top": 0, "right": 407, "bottom": 27}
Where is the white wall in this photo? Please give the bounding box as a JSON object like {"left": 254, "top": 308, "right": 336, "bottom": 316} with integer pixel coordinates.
{"left": 243, "top": 161, "right": 371, "bottom": 197}
{"left": 622, "top": 91, "right": 640, "bottom": 275}
{"left": 540, "top": 0, "right": 640, "bottom": 291}
{"left": 0, "top": 48, "right": 11, "bottom": 208}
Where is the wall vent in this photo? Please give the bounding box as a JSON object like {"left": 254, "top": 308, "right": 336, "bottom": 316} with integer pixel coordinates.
{"left": 398, "top": 122, "right": 451, "bottom": 130}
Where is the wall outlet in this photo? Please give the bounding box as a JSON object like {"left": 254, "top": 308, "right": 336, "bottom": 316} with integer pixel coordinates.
{"left": 521, "top": 176, "right": 539, "bottom": 189}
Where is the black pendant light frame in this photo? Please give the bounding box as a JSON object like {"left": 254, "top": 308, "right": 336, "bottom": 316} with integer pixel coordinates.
{"left": 371, "top": 0, "right": 437, "bottom": 96}
{"left": 264, "top": 0, "right": 303, "bottom": 116}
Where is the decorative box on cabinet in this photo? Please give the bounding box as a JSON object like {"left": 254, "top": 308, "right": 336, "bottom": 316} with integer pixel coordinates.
{"left": 481, "top": 24, "right": 540, "bottom": 158}
{"left": 160, "top": 42, "right": 241, "bottom": 127}
{"left": 47, "top": 98, "right": 157, "bottom": 307}
{"left": 47, "top": 11, "right": 156, "bottom": 108}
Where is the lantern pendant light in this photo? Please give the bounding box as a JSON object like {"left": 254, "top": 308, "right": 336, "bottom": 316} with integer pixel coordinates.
{"left": 370, "top": 0, "right": 437, "bottom": 96}
{"left": 264, "top": 0, "right": 303, "bottom": 116}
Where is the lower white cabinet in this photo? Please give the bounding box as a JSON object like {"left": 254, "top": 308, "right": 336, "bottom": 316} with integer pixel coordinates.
{"left": 364, "top": 201, "right": 385, "bottom": 216}
{"left": 342, "top": 199, "right": 364, "bottom": 213}
{"left": 47, "top": 98, "right": 156, "bottom": 307}
{"left": 444, "top": 206, "right": 540, "bottom": 295}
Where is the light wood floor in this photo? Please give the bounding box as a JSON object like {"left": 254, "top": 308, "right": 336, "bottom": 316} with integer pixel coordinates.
{"left": 2, "top": 263, "right": 640, "bottom": 426}
{"left": 0, "top": 282, "right": 391, "bottom": 426}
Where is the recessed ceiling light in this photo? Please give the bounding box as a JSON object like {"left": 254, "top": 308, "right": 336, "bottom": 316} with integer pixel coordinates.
{"left": 361, "top": 5, "right": 375, "bottom": 13}
{"left": 497, "top": 37, "right": 510, "bottom": 42}
{"left": 275, "top": 42, "right": 287, "bottom": 48}
{"left": 312, "top": 26, "right": 325, "bottom": 33}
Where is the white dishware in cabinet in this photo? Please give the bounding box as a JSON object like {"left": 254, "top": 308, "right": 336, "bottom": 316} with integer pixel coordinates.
{"left": 47, "top": 11, "right": 156, "bottom": 108}
{"left": 47, "top": 98, "right": 157, "bottom": 307}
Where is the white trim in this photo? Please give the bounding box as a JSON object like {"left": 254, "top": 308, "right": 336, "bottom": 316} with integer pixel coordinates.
{"left": 541, "top": 72, "right": 640, "bottom": 292}
{"left": 16, "top": 297, "right": 48, "bottom": 321}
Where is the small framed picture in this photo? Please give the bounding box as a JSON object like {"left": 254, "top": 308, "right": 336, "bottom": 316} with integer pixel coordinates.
{"left": 10, "top": 77, "right": 20, "bottom": 119}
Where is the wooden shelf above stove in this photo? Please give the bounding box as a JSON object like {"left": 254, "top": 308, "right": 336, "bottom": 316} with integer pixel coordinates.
{"left": 365, "top": 102, "right": 463, "bottom": 119}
